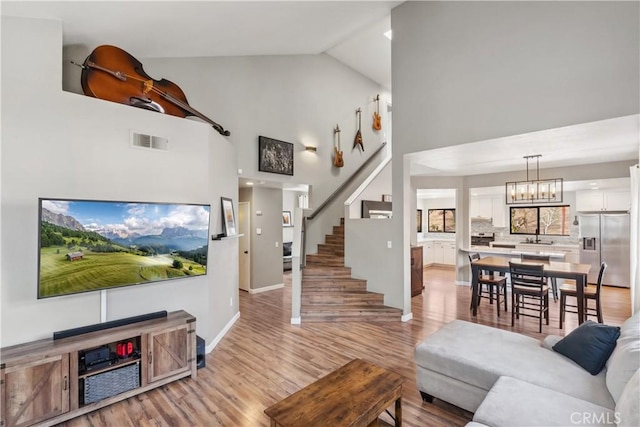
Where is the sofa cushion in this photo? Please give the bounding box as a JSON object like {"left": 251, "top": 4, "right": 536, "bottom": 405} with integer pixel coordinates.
{"left": 606, "top": 312, "right": 640, "bottom": 402}
{"left": 414, "top": 320, "right": 615, "bottom": 408}
{"left": 615, "top": 368, "right": 640, "bottom": 427}
{"left": 541, "top": 334, "right": 562, "bottom": 350}
{"left": 473, "top": 376, "right": 615, "bottom": 427}
{"left": 552, "top": 320, "right": 620, "bottom": 375}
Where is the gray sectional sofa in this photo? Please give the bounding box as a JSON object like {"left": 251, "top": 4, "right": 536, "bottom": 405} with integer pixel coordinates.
{"left": 414, "top": 312, "right": 640, "bottom": 426}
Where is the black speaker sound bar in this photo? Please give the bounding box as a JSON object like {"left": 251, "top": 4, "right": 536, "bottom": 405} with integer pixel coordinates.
{"left": 53, "top": 310, "right": 168, "bottom": 340}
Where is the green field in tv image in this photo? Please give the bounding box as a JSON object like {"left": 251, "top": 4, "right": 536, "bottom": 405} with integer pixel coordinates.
{"left": 38, "top": 200, "right": 210, "bottom": 298}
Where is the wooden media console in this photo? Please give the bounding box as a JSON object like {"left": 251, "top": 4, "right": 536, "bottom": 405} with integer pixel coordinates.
{"left": 1, "top": 310, "right": 197, "bottom": 427}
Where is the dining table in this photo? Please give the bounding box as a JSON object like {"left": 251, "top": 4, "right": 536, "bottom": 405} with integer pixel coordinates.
{"left": 470, "top": 256, "right": 592, "bottom": 324}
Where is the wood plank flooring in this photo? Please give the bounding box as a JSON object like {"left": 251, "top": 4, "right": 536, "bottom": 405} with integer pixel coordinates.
{"left": 62, "top": 266, "right": 631, "bottom": 427}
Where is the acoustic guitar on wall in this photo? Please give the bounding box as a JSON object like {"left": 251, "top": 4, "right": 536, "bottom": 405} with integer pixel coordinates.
{"left": 353, "top": 108, "right": 364, "bottom": 152}
{"left": 372, "top": 94, "right": 382, "bottom": 131}
{"left": 333, "top": 124, "right": 344, "bottom": 168}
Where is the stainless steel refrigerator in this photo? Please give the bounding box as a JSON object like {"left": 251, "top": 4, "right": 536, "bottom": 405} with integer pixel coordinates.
{"left": 579, "top": 213, "right": 630, "bottom": 287}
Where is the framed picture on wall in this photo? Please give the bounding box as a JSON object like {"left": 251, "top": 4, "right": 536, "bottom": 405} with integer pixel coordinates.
{"left": 258, "top": 136, "right": 294, "bottom": 176}
{"left": 221, "top": 197, "right": 237, "bottom": 237}
{"left": 417, "top": 209, "right": 423, "bottom": 232}
{"left": 282, "top": 211, "right": 292, "bottom": 226}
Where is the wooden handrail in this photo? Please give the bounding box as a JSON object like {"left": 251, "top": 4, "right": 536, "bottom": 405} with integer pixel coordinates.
{"left": 301, "top": 142, "right": 387, "bottom": 268}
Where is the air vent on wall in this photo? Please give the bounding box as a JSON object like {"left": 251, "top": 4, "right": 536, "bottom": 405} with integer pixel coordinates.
{"left": 130, "top": 131, "right": 169, "bottom": 151}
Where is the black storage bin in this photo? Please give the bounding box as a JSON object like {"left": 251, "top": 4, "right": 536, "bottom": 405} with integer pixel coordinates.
{"left": 196, "top": 335, "right": 205, "bottom": 369}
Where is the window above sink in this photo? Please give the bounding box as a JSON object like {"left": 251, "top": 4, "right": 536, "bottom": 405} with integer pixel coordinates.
{"left": 510, "top": 205, "right": 571, "bottom": 236}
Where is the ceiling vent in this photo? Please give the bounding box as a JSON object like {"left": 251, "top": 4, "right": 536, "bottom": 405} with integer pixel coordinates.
{"left": 130, "top": 131, "right": 169, "bottom": 151}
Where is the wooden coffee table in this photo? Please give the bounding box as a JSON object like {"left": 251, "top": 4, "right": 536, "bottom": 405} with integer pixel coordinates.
{"left": 264, "top": 358, "right": 404, "bottom": 427}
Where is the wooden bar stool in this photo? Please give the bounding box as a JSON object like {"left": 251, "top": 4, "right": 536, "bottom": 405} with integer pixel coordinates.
{"left": 559, "top": 262, "right": 606, "bottom": 328}
{"left": 469, "top": 253, "right": 508, "bottom": 317}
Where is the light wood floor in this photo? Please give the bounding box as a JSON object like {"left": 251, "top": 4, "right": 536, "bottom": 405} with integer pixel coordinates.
{"left": 63, "top": 266, "right": 631, "bottom": 427}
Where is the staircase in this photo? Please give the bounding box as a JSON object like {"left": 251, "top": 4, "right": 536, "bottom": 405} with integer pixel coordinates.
{"left": 301, "top": 218, "right": 402, "bottom": 322}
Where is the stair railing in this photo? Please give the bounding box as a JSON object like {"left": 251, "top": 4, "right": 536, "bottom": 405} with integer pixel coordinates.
{"left": 301, "top": 142, "right": 387, "bottom": 269}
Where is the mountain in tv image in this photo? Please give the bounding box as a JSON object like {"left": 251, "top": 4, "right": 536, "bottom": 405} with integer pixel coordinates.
{"left": 38, "top": 200, "right": 211, "bottom": 298}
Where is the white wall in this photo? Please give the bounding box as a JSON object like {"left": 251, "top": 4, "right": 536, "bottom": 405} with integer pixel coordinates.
{"left": 283, "top": 190, "right": 299, "bottom": 243}
{"left": 1, "top": 16, "right": 238, "bottom": 347}
{"left": 137, "top": 51, "right": 390, "bottom": 295}
{"left": 349, "top": 162, "right": 392, "bottom": 218}
{"left": 392, "top": 2, "right": 640, "bottom": 314}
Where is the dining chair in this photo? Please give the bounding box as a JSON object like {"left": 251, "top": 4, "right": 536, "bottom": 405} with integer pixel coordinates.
{"left": 559, "top": 262, "right": 607, "bottom": 328}
{"left": 520, "top": 253, "right": 558, "bottom": 302}
{"left": 469, "top": 253, "right": 508, "bottom": 317}
{"left": 509, "top": 262, "right": 549, "bottom": 333}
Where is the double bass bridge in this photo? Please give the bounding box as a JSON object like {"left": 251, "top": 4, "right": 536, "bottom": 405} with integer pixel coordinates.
{"left": 129, "top": 97, "right": 165, "bottom": 113}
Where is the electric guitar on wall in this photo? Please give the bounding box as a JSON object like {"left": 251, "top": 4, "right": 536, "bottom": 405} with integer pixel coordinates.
{"left": 333, "top": 124, "right": 344, "bottom": 168}
{"left": 372, "top": 94, "right": 382, "bottom": 131}
{"left": 353, "top": 108, "right": 364, "bottom": 151}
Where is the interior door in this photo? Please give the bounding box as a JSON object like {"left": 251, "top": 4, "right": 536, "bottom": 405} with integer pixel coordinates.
{"left": 238, "top": 202, "right": 250, "bottom": 291}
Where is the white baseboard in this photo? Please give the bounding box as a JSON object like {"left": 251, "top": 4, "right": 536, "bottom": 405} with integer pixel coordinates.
{"left": 456, "top": 280, "right": 471, "bottom": 286}
{"left": 290, "top": 317, "right": 301, "bottom": 325}
{"left": 401, "top": 312, "right": 413, "bottom": 322}
{"left": 249, "top": 283, "right": 284, "bottom": 294}
{"left": 205, "top": 311, "right": 240, "bottom": 353}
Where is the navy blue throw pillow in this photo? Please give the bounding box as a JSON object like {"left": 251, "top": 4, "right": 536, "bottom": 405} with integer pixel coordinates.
{"left": 553, "top": 321, "right": 620, "bottom": 375}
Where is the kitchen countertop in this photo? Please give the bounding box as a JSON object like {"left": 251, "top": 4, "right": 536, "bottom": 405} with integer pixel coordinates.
{"left": 462, "top": 246, "right": 567, "bottom": 260}
{"left": 491, "top": 241, "right": 579, "bottom": 250}
{"left": 417, "top": 237, "right": 455, "bottom": 243}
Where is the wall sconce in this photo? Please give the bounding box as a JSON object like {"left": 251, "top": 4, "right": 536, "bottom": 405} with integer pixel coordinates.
{"left": 304, "top": 145, "right": 317, "bottom": 152}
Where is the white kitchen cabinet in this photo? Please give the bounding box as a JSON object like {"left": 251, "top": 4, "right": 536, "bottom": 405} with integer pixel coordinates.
{"left": 433, "top": 242, "right": 445, "bottom": 264}
{"left": 424, "top": 242, "right": 434, "bottom": 265}
{"left": 491, "top": 197, "right": 507, "bottom": 228}
{"left": 560, "top": 248, "right": 579, "bottom": 264}
{"left": 470, "top": 198, "right": 493, "bottom": 219}
{"left": 443, "top": 242, "right": 457, "bottom": 265}
{"left": 471, "top": 196, "right": 507, "bottom": 227}
{"left": 427, "top": 241, "right": 456, "bottom": 266}
{"left": 576, "top": 190, "right": 630, "bottom": 212}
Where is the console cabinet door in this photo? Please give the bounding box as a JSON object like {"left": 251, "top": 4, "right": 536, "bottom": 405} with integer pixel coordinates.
{"left": 147, "top": 324, "right": 191, "bottom": 383}
{"left": 1, "top": 354, "right": 70, "bottom": 427}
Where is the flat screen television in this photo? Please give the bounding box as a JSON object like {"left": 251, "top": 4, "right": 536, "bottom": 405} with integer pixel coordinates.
{"left": 38, "top": 198, "right": 211, "bottom": 299}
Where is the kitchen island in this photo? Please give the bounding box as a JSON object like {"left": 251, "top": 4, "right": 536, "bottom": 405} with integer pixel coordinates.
{"left": 466, "top": 241, "right": 579, "bottom": 262}
{"left": 462, "top": 246, "right": 568, "bottom": 260}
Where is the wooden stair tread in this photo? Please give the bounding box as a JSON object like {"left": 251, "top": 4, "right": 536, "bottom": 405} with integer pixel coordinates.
{"left": 301, "top": 218, "right": 399, "bottom": 322}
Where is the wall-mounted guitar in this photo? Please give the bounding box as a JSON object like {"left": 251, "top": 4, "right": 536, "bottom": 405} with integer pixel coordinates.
{"left": 372, "top": 94, "right": 382, "bottom": 131}
{"left": 71, "top": 45, "right": 231, "bottom": 136}
{"left": 353, "top": 108, "right": 364, "bottom": 152}
{"left": 333, "top": 124, "right": 344, "bottom": 168}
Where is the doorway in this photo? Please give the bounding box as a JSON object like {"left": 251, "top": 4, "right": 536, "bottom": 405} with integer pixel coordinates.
{"left": 238, "top": 201, "right": 250, "bottom": 291}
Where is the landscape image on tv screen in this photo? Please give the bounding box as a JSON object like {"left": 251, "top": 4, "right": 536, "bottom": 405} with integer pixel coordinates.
{"left": 38, "top": 198, "right": 211, "bottom": 298}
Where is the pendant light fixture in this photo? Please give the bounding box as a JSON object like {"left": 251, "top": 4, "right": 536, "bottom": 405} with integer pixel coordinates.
{"left": 505, "top": 155, "right": 563, "bottom": 205}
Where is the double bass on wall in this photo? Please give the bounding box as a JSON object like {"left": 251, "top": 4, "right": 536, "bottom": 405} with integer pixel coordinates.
{"left": 74, "top": 45, "right": 231, "bottom": 136}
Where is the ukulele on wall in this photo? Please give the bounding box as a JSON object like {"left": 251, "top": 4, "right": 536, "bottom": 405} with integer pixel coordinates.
{"left": 333, "top": 124, "right": 344, "bottom": 168}
{"left": 353, "top": 108, "right": 364, "bottom": 152}
{"left": 372, "top": 94, "right": 382, "bottom": 131}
